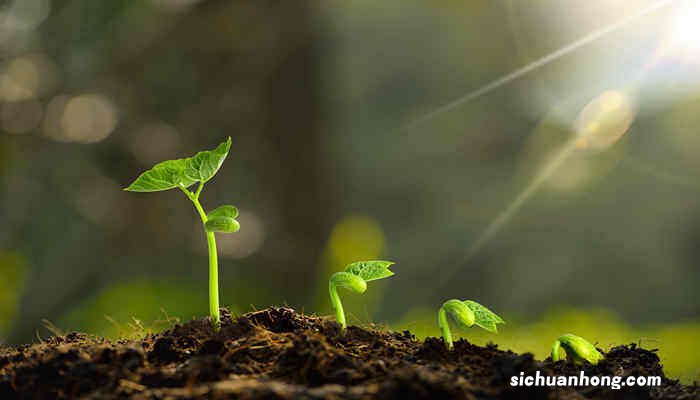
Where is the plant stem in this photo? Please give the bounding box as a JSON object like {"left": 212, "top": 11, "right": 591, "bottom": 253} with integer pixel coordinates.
{"left": 181, "top": 184, "right": 220, "bottom": 328}
{"left": 204, "top": 229, "right": 220, "bottom": 327}
{"left": 438, "top": 306, "right": 453, "bottom": 350}
{"left": 328, "top": 272, "right": 366, "bottom": 331}
{"left": 328, "top": 280, "right": 346, "bottom": 330}
{"left": 551, "top": 339, "right": 564, "bottom": 362}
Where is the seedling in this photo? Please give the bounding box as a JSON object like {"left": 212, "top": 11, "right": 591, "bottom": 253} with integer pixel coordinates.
{"left": 125, "top": 137, "right": 239, "bottom": 328}
{"left": 551, "top": 333, "right": 604, "bottom": 365}
{"left": 328, "top": 260, "right": 395, "bottom": 330}
{"left": 438, "top": 299, "right": 504, "bottom": 350}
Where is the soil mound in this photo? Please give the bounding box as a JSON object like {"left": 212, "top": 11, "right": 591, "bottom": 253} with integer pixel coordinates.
{"left": 0, "top": 307, "right": 696, "bottom": 399}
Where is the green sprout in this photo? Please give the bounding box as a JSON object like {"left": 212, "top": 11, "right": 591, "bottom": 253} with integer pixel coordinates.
{"left": 438, "top": 299, "right": 504, "bottom": 350}
{"left": 551, "top": 333, "right": 604, "bottom": 365}
{"left": 328, "top": 260, "right": 395, "bottom": 330}
{"left": 125, "top": 137, "right": 238, "bottom": 328}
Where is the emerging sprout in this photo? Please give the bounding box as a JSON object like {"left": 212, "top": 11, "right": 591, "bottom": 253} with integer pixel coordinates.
{"left": 329, "top": 260, "right": 395, "bottom": 330}
{"left": 125, "top": 137, "right": 238, "bottom": 328}
{"left": 438, "top": 299, "right": 504, "bottom": 350}
{"left": 551, "top": 333, "right": 604, "bottom": 365}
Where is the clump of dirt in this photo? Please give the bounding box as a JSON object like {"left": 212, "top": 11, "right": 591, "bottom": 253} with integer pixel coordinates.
{"left": 0, "top": 307, "right": 696, "bottom": 399}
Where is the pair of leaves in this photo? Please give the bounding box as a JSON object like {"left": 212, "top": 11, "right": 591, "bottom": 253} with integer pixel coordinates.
{"left": 125, "top": 137, "right": 231, "bottom": 192}
{"left": 205, "top": 205, "right": 239, "bottom": 233}
{"left": 446, "top": 300, "right": 505, "bottom": 333}
{"left": 344, "top": 260, "right": 395, "bottom": 282}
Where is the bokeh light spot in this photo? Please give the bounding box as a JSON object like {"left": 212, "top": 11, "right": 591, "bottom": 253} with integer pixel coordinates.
{"left": 0, "top": 58, "right": 40, "bottom": 102}
{"left": 519, "top": 100, "right": 628, "bottom": 193}
{"left": 59, "top": 94, "right": 118, "bottom": 143}
{"left": 72, "top": 174, "right": 125, "bottom": 228}
{"left": 574, "top": 90, "right": 636, "bottom": 151}
{"left": 129, "top": 122, "right": 181, "bottom": 165}
{"left": 216, "top": 211, "right": 266, "bottom": 259}
{"left": 328, "top": 215, "right": 385, "bottom": 266}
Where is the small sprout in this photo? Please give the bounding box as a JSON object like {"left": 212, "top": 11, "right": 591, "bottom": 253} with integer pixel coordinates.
{"left": 125, "top": 137, "right": 238, "bottom": 328}
{"left": 328, "top": 260, "right": 395, "bottom": 330}
{"left": 551, "top": 333, "right": 604, "bottom": 365}
{"left": 438, "top": 299, "right": 504, "bottom": 350}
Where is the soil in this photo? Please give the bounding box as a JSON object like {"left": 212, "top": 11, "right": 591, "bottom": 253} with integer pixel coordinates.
{"left": 0, "top": 307, "right": 696, "bottom": 399}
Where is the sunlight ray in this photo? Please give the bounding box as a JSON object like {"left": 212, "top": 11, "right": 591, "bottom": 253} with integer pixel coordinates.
{"left": 434, "top": 139, "right": 579, "bottom": 289}
{"left": 401, "top": 0, "right": 677, "bottom": 132}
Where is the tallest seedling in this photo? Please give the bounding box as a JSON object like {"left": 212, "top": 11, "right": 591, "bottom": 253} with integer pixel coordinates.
{"left": 125, "top": 137, "right": 239, "bottom": 327}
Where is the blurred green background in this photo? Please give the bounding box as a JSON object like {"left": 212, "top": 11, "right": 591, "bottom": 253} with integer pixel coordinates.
{"left": 0, "top": 0, "right": 698, "bottom": 382}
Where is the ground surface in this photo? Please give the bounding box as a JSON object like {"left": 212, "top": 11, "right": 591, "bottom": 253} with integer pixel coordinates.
{"left": 0, "top": 307, "right": 696, "bottom": 399}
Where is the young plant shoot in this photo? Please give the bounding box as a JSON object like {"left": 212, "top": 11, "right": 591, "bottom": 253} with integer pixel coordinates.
{"left": 438, "top": 299, "right": 504, "bottom": 350}
{"left": 125, "top": 137, "right": 239, "bottom": 328}
{"left": 329, "top": 260, "right": 395, "bottom": 330}
{"left": 551, "top": 333, "right": 604, "bottom": 365}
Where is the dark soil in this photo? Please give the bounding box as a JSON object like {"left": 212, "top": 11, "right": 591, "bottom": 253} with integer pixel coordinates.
{"left": 0, "top": 307, "right": 696, "bottom": 399}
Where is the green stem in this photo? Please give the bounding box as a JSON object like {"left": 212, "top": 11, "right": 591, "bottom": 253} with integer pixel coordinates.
{"left": 205, "top": 230, "right": 219, "bottom": 327}
{"left": 328, "top": 280, "right": 346, "bottom": 330}
{"left": 328, "top": 272, "right": 367, "bottom": 331}
{"left": 551, "top": 339, "right": 564, "bottom": 362}
{"left": 181, "top": 184, "right": 220, "bottom": 328}
{"left": 438, "top": 307, "right": 453, "bottom": 350}
{"left": 194, "top": 181, "right": 204, "bottom": 199}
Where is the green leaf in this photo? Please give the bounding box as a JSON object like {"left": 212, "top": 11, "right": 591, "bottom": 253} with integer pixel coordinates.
{"left": 207, "top": 205, "right": 238, "bottom": 220}
{"left": 463, "top": 300, "right": 505, "bottom": 333}
{"left": 205, "top": 217, "right": 240, "bottom": 233}
{"left": 442, "top": 299, "right": 475, "bottom": 329}
{"left": 184, "top": 137, "right": 231, "bottom": 183}
{"left": 344, "top": 260, "right": 395, "bottom": 282}
{"left": 125, "top": 137, "right": 231, "bottom": 192}
{"left": 125, "top": 159, "right": 197, "bottom": 192}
